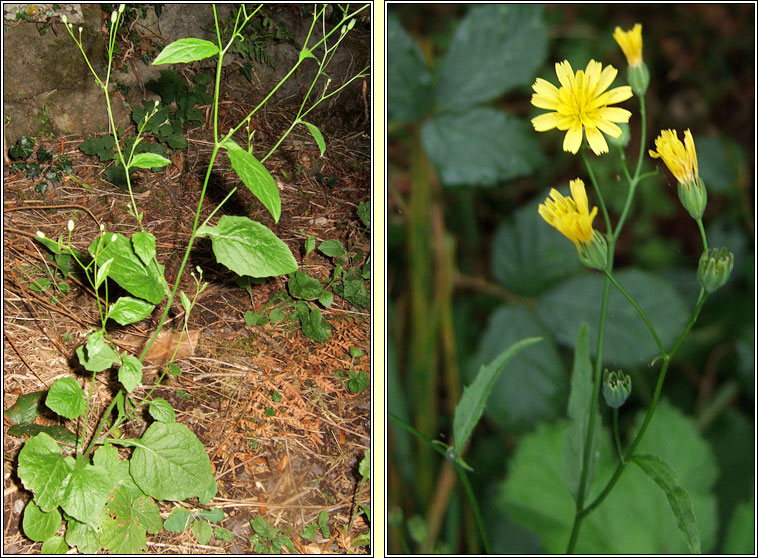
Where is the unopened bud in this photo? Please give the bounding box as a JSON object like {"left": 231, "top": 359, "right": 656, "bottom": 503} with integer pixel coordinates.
{"left": 60, "top": 14, "right": 67, "bottom": 24}
{"left": 698, "top": 247, "right": 734, "bottom": 293}
{"left": 67, "top": 219, "right": 74, "bottom": 232}
{"left": 602, "top": 369, "right": 632, "bottom": 408}
{"left": 36, "top": 231, "right": 46, "bottom": 239}
{"left": 627, "top": 62, "right": 650, "bottom": 96}
{"left": 577, "top": 230, "right": 608, "bottom": 271}
{"left": 678, "top": 177, "right": 707, "bottom": 220}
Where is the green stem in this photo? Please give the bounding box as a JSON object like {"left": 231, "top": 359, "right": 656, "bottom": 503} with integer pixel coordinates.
{"left": 612, "top": 408, "right": 624, "bottom": 463}
{"left": 696, "top": 218, "right": 709, "bottom": 252}
{"left": 457, "top": 466, "right": 491, "bottom": 554}
{"left": 604, "top": 270, "right": 667, "bottom": 356}
{"left": 566, "top": 273, "right": 611, "bottom": 553}
{"left": 388, "top": 413, "right": 490, "bottom": 553}
{"left": 580, "top": 147, "right": 612, "bottom": 236}
{"left": 579, "top": 288, "right": 708, "bottom": 517}
{"left": 633, "top": 95, "right": 648, "bottom": 180}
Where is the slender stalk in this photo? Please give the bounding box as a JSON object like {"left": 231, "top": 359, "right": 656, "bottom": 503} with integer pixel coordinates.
{"left": 696, "top": 218, "right": 709, "bottom": 252}
{"left": 579, "top": 288, "right": 708, "bottom": 517}
{"left": 566, "top": 273, "right": 611, "bottom": 553}
{"left": 457, "top": 467, "right": 491, "bottom": 554}
{"left": 580, "top": 147, "right": 612, "bottom": 236}
{"left": 604, "top": 270, "right": 667, "bottom": 356}
{"left": 612, "top": 408, "right": 624, "bottom": 463}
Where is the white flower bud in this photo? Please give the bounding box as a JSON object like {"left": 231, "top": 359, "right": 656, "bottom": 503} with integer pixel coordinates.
{"left": 60, "top": 14, "right": 67, "bottom": 24}
{"left": 110, "top": 234, "right": 117, "bottom": 243}
{"left": 118, "top": 4, "right": 125, "bottom": 13}
{"left": 36, "top": 231, "right": 46, "bottom": 239}
{"left": 67, "top": 220, "right": 74, "bottom": 232}
{"left": 99, "top": 223, "right": 105, "bottom": 232}
{"left": 111, "top": 10, "right": 117, "bottom": 24}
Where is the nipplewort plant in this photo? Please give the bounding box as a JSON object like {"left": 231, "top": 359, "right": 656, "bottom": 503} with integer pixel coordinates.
{"left": 388, "top": 6, "right": 747, "bottom": 555}
{"left": 13, "top": 4, "right": 368, "bottom": 553}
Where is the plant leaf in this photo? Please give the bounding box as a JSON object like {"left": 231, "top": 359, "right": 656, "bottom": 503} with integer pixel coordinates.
{"left": 222, "top": 138, "right": 281, "bottom": 222}
{"left": 197, "top": 215, "right": 297, "bottom": 278}
{"left": 129, "top": 422, "right": 214, "bottom": 501}
{"left": 66, "top": 518, "right": 101, "bottom": 554}
{"left": 46, "top": 377, "right": 86, "bottom": 420}
{"left": 59, "top": 458, "right": 112, "bottom": 528}
{"left": 88, "top": 232, "right": 167, "bottom": 304}
{"left": 22, "top": 501, "right": 62, "bottom": 542}
{"left": 536, "top": 269, "right": 689, "bottom": 368}
{"left": 301, "top": 121, "right": 326, "bottom": 157}
{"left": 629, "top": 454, "right": 701, "bottom": 554}
{"left": 422, "top": 108, "right": 543, "bottom": 187}
{"left": 453, "top": 337, "right": 541, "bottom": 454}
{"left": 118, "top": 355, "right": 143, "bottom": 393}
{"left": 152, "top": 38, "right": 219, "bottom": 65}
{"left": 563, "top": 325, "right": 600, "bottom": 501}
{"left": 387, "top": 15, "right": 434, "bottom": 122}
{"left": 318, "top": 239, "right": 346, "bottom": 257}
{"left": 148, "top": 398, "right": 175, "bottom": 423}
{"left": 436, "top": 4, "right": 546, "bottom": 111}
{"left": 18, "top": 433, "right": 73, "bottom": 512}
{"left": 130, "top": 152, "right": 171, "bottom": 169}
{"left": 108, "top": 296, "right": 155, "bottom": 326}
{"left": 6, "top": 390, "right": 46, "bottom": 425}
{"left": 288, "top": 270, "right": 323, "bottom": 300}
{"left": 131, "top": 232, "right": 156, "bottom": 267}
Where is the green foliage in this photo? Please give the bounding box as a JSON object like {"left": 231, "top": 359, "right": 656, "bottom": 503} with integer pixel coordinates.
{"left": 536, "top": 269, "right": 688, "bottom": 367}
{"left": 214, "top": 7, "right": 294, "bottom": 75}
{"left": 467, "top": 305, "right": 567, "bottom": 430}
{"left": 500, "top": 402, "right": 718, "bottom": 553}
{"left": 197, "top": 215, "right": 298, "bottom": 278}
{"left": 389, "top": 5, "right": 547, "bottom": 186}
{"left": 8, "top": 136, "right": 73, "bottom": 193}
{"left": 249, "top": 515, "right": 295, "bottom": 553}
{"left": 453, "top": 337, "right": 541, "bottom": 454}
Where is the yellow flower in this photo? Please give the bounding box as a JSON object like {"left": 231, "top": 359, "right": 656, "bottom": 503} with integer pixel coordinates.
{"left": 649, "top": 129, "right": 707, "bottom": 219}
{"left": 538, "top": 179, "right": 597, "bottom": 246}
{"left": 531, "top": 60, "right": 633, "bottom": 155}
{"left": 648, "top": 129, "right": 698, "bottom": 184}
{"left": 613, "top": 24, "right": 643, "bottom": 67}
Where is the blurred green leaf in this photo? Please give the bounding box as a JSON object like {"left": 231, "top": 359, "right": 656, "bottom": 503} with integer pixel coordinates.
{"left": 695, "top": 135, "right": 745, "bottom": 195}
{"left": 453, "top": 337, "right": 541, "bottom": 454}
{"left": 422, "top": 108, "right": 543, "bottom": 186}
{"left": 436, "top": 4, "right": 547, "bottom": 111}
{"left": 563, "top": 325, "right": 600, "bottom": 501}
{"left": 288, "top": 270, "right": 322, "bottom": 300}
{"left": 491, "top": 195, "right": 581, "bottom": 296}
{"left": 722, "top": 498, "right": 754, "bottom": 554}
{"left": 536, "top": 269, "right": 688, "bottom": 368}
{"left": 500, "top": 401, "right": 718, "bottom": 553}
{"left": 466, "top": 305, "right": 566, "bottom": 430}
{"left": 387, "top": 16, "right": 434, "bottom": 122}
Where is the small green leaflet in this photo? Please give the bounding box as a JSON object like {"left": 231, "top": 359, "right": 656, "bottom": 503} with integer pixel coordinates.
{"left": 130, "top": 152, "right": 171, "bottom": 169}
{"left": 452, "top": 337, "right": 541, "bottom": 455}
{"left": 630, "top": 454, "right": 702, "bottom": 554}
{"left": 301, "top": 121, "right": 326, "bottom": 157}
{"left": 152, "top": 38, "right": 219, "bottom": 65}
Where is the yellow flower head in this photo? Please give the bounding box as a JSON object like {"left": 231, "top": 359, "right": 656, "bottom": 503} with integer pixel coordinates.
{"left": 531, "top": 60, "right": 633, "bottom": 156}
{"left": 613, "top": 24, "right": 644, "bottom": 67}
{"left": 649, "top": 129, "right": 699, "bottom": 184}
{"left": 538, "top": 179, "right": 598, "bottom": 247}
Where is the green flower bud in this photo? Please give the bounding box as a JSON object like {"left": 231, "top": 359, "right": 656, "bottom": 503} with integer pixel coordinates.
{"left": 577, "top": 230, "right": 608, "bottom": 271}
{"left": 698, "top": 247, "right": 734, "bottom": 293}
{"left": 627, "top": 62, "right": 650, "bottom": 96}
{"left": 678, "top": 176, "right": 707, "bottom": 220}
{"left": 602, "top": 369, "right": 632, "bottom": 408}
{"left": 607, "top": 122, "right": 631, "bottom": 149}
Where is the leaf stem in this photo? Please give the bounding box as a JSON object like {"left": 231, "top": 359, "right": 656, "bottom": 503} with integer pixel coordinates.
{"left": 604, "top": 269, "right": 667, "bottom": 357}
